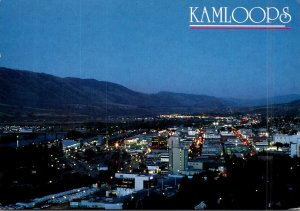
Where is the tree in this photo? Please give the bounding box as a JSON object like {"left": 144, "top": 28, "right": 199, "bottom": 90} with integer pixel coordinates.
{"left": 274, "top": 142, "right": 284, "bottom": 150}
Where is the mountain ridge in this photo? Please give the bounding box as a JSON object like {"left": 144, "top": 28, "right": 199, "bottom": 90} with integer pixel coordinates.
{"left": 0, "top": 67, "right": 225, "bottom": 118}
{"left": 0, "top": 67, "right": 299, "bottom": 120}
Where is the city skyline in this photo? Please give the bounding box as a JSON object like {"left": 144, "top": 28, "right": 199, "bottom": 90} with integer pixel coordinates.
{"left": 0, "top": 0, "right": 300, "bottom": 99}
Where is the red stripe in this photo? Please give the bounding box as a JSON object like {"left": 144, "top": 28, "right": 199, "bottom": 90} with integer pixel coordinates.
{"left": 189, "top": 26, "right": 292, "bottom": 30}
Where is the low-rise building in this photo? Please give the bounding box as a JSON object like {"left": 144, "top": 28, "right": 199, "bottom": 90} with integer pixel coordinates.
{"left": 273, "top": 133, "right": 300, "bottom": 144}
{"left": 188, "top": 160, "right": 203, "bottom": 170}
{"left": 115, "top": 173, "right": 157, "bottom": 197}
{"left": 62, "top": 139, "right": 80, "bottom": 150}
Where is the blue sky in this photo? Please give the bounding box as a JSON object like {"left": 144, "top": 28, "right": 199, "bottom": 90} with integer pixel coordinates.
{"left": 0, "top": 0, "right": 299, "bottom": 99}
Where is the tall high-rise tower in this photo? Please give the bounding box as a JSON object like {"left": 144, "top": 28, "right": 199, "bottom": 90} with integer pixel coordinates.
{"left": 168, "top": 136, "right": 189, "bottom": 174}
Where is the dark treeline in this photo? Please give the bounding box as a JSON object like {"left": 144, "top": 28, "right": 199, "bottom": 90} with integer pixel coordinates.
{"left": 0, "top": 143, "right": 94, "bottom": 205}
{"left": 124, "top": 153, "right": 300, "bottom": 210}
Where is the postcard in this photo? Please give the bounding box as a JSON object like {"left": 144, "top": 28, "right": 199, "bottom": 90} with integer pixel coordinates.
{"left": 0, "top": 0, "right": 299, "bottom": 210}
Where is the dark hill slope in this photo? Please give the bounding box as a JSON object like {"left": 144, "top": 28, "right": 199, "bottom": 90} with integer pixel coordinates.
{"left": 0, "top": 67, "right": 225, "bottom": 117}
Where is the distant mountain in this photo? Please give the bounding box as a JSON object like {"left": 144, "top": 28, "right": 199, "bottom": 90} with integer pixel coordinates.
{"left": 1, "top": 67, "right": 299, "bottom": 121}
{"left": 0, "top": 67, "right": 225, "bottom": 120}
{"left": 231, "top": 99, "right": 300, "bottom": 117}
{"left": 221, "top": 94, "right": 300, "bottom": 108}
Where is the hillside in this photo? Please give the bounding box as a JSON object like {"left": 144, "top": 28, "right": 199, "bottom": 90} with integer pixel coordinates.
{"left": 221, "top": 94, "right": 300, "bottom": 108}
{"left": 1, "top": 67, "right": 299, "bottom": 122}
{"left": 230, "top": 100, "right": 300, "bottom": 117}
{"left": 0, "top": 67, "right": 225, "bottom": 120}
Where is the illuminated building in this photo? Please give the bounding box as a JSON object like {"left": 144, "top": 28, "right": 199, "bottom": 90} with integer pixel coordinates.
{"left": 114, "top": 173, "right": 157, "bottom": 197}
{"left": 167, "top": 136, "right": 189, "bottom": 174}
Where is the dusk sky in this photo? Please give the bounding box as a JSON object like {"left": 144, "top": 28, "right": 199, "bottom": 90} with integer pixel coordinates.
{"left": 0, "top": 0, "right": 300, "bottom": 99}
